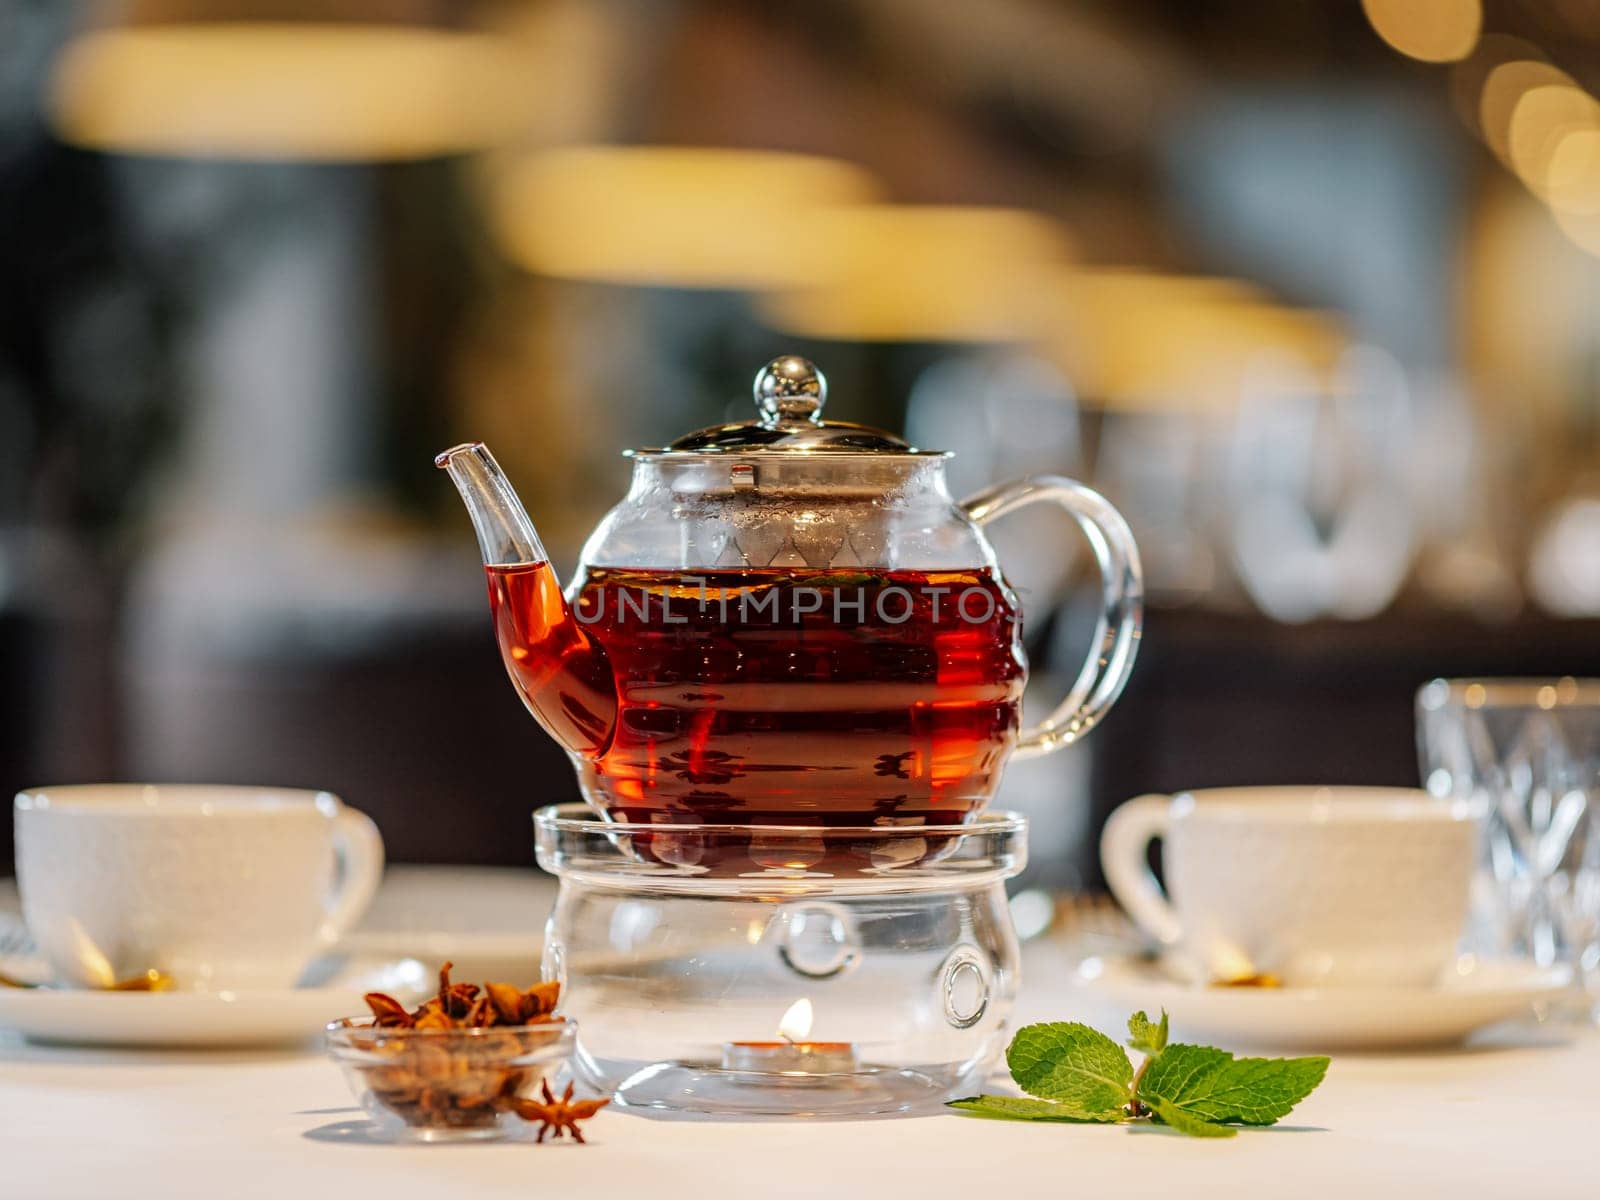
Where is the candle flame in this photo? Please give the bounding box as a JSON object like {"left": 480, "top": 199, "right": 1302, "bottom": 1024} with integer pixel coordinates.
{"left": 777, "top": 997, "right": 813, "bottom": 1043}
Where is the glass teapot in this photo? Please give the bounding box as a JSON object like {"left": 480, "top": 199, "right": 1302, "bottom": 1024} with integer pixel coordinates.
{"left": 438, "top": 355, "right": 1141, "bottom": 828}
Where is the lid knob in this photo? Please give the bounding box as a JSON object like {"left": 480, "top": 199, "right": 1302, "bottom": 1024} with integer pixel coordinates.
{"left": 754, "top": 355, "right": 826, "bottom": 428}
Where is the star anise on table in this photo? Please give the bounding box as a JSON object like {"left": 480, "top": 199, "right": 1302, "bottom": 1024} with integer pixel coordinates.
{"left": 510, "top": 1080, "right": 611, "bottom": 1143}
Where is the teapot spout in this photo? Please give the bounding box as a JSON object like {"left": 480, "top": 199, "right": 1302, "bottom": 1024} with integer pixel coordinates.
{"left": 434, "top": 442, "right": 548, "bottom": 569}
{"left": 436, "top": 442, "right": 618, "bottom": 759}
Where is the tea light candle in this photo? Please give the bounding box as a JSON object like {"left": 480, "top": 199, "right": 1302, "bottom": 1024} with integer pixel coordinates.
{"left": 721, "top": 998, "right": 858, "bottom": 1074}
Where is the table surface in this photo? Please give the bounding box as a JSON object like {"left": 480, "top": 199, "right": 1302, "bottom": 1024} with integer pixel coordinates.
{"left": 4, "top": 869, "right": 1596, "bottom": 1200}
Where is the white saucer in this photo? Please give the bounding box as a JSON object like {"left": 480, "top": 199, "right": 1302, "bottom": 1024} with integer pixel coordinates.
{"left": 0, "top": 957, "right": 430, "bottom": 1049}
{"left": 1067, "top": 954, "right": 1573, "bottom": 1051}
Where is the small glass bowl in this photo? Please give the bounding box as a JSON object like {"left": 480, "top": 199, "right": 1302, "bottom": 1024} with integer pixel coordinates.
{"left": 325, "top": 1018, "right": 577, "bottom": 1142}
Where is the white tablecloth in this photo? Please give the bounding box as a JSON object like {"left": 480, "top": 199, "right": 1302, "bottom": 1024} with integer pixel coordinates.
{"left": 4, "top": 871, "right": 1596, "bottom": 1200}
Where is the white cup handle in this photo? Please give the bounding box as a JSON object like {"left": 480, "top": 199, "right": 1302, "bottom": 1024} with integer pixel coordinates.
{"left": 321, "top": 805, "right": 385, "bottom": 945}
{"left": 1100, "top": 794, "right": 1181, "bottom": 946}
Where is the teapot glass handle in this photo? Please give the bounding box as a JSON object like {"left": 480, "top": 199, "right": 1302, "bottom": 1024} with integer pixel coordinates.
{"left": 961, "top": 475, "right": 1144, "bottom": 759}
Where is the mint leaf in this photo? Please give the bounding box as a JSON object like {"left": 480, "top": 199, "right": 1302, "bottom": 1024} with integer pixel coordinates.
{"left": 1147, "top": 1097, "right": 1238, "bottom": 1138}
{"left": 1139, "top": 1043, "right": 1329, "bottom": 1126}
{"left": 1006, "top": 1022, "right": 1133, "bottom": 1114}
{"left": 1127, "top": 1009, "right": 1168, "bottom": 1055}
{"left": 948, "top": 1096, "right": 1128, "bottom": 1123}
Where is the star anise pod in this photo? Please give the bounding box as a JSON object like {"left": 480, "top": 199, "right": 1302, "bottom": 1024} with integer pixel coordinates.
{"left": 363, "top": 991, "right": 416, "bottom": 1029}
{"left": 359, "top": 963, "right": 563, "bottom": 1031}
{"left": 434, "top": 960, "right": 482, "bottom": 1019}
{"left": 485, "top": 979, "right": 561, "bottom": 1025}
{"left": 510, "top": 1080, "right": 609, "bottom": 1143}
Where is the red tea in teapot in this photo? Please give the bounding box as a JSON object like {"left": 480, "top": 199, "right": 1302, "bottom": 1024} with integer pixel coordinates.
{"left": 487, "top": 562, "right": 1026, "bottom": 827}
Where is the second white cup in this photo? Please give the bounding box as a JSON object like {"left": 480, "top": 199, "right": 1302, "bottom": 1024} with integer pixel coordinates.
{"left": 1100, "top": 785, "right": 1478, "bottom": 987}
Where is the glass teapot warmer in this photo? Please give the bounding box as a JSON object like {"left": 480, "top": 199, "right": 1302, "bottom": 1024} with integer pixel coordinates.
{"left": 535, "top": 802, "right": 1026, "bottom": 1117}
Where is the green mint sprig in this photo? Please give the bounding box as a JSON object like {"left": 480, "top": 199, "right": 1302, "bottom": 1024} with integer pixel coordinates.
{"left": 949, "top": 1010, "right": 1328, "bottom": 1138}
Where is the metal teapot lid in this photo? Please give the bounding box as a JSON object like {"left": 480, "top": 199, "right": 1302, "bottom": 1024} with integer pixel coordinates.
{"left": 641, "top": 356, "right": 940, "bottom": 457}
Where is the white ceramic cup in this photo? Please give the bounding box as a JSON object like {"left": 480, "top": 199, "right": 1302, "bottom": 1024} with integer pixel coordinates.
{"left": 1100, "top": 786, "right": 1479, "bottom": 987}
{"left": 14, "top": 784, "right": 385, "bottom": 990}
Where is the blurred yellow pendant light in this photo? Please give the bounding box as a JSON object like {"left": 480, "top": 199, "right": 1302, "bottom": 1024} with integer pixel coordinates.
{"left": 758, "top": 204, "right": 1071, "bottom": 343}
{"left": 49, "top": 5, "right": 528, "bottom": 161}
{"left": 1043, "top": 269, "right": 1347, "bottom": 410}
{"left": 487, "top": 145, "right": 881, "bottom": 290}
{"left": 1047, "top": 270, "right": 1260, "bottom": 406}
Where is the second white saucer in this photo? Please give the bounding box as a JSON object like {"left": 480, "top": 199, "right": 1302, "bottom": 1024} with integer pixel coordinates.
{"left": 1066, "top": 953, "right": 1573, "bottom": 1051}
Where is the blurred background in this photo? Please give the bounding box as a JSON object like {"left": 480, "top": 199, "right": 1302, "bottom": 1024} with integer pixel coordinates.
{"left": 5, "top": 0, "right": 1600, "bottom": 886}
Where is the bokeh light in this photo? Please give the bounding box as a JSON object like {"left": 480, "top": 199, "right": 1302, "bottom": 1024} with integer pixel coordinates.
{"left": 50, "top": 23, "right": 527, "bottom": 161}
{"left": 1547, "top": 129, "right": 1600, "bottom": 215}
{"left": 1478, "top": 59, "right": 1576, "bottom": 166}
{"left": 1363, "top": 0, "right": 1481, "bottom": 64}
{"left": 488, "top": 146, "right": 881, "bottom": 289}
{"left": 1553, "top": 206, "right": 1600, "bottom": 256}
{"left": 1042, "top": 270, "right": 1346, "bottom": 410}
{"left": 1448, "top": 34, "right": 1545, "bottom": 137}
{"left": 1507, "top": 83, "right": 1600, "bottom": 199}
{"left": 759, "top": 205, "right": 1071, "bottom": 343}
